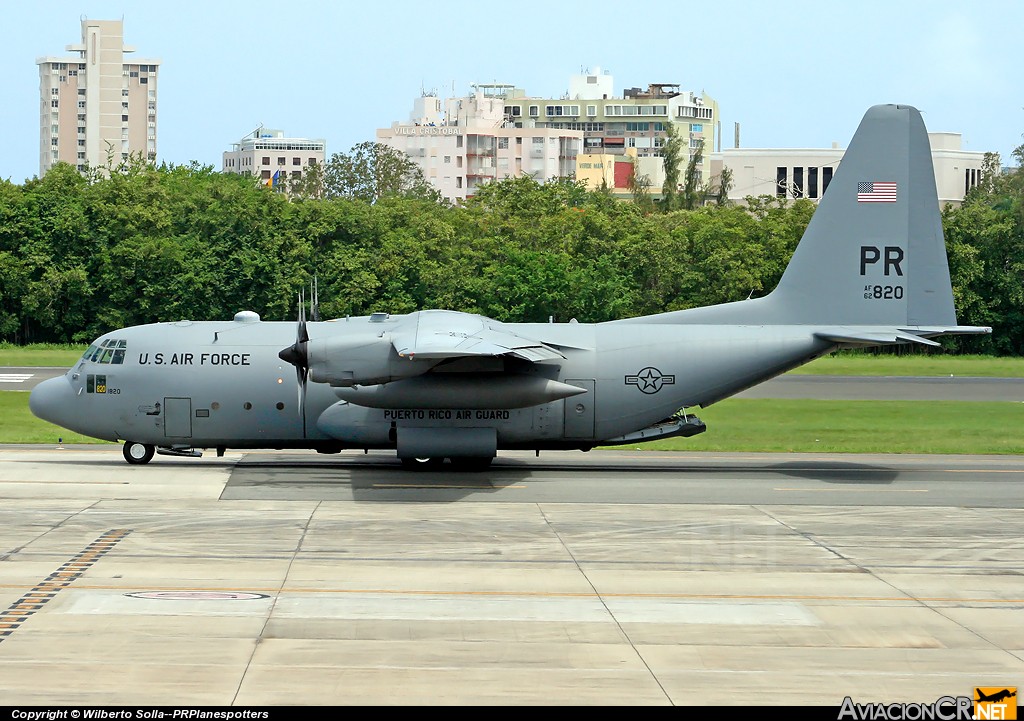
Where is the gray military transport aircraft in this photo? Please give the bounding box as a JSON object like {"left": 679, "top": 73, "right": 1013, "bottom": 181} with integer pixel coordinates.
{"left": 30, "top": 104, "right": 990, "bottom": 469}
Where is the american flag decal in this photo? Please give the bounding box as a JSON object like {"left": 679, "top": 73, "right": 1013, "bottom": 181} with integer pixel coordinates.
{"left": 857, "top": 181, "right": 897, "bottom": 203}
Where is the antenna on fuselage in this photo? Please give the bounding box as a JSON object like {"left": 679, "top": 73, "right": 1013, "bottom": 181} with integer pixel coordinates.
{"left": 311, "top": 275, "right": 320, "bottom": 322}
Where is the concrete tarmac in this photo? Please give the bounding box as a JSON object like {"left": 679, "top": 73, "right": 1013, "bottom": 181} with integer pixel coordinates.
{"left": 0, "top": 446, "right": 1021, "bottom": 706}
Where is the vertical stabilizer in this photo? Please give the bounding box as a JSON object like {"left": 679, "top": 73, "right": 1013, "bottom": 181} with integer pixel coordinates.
{"left": 768, "top": 104, "right": 957, "bottom": 327}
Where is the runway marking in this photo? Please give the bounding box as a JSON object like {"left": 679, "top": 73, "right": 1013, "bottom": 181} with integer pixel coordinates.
{"left": 0, "top": 529, "right": 131, "bottom": 644}
{"left": 943, "top": 469, "right": 1024, "bottom": 473}
{"left": 0, "top": 374, "right": 33, "bottom": 383}
{"left": 2, "top": 583, "right": 1020, "bottom": 606}
{"left": 370, "top": 484, "right": 526, "bottom": 489}
{"left": 773, "top": 487, "right": 929, "bottom": 493}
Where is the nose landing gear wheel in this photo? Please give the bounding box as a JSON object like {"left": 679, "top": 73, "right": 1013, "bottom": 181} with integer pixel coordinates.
{"left": 123, "top": 442, "right": 155, "bottom": 465}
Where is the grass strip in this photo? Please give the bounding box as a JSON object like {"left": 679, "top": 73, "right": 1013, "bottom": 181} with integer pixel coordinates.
{"left": 2, "top": 391, "right": 1020, "bottom": 454}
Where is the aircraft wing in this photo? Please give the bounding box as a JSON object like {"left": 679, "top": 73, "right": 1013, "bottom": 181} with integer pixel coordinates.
{"left": 392, "top": 310, "right": 566, "bottom": 362}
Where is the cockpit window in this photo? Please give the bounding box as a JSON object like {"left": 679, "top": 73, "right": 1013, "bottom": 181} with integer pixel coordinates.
{"left": 84, "top": 339, "right": 127, "bottom": 364}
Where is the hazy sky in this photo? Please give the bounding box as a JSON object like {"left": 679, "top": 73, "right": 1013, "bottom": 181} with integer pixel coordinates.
{"left": 2, "top": 0, "right": 1022, "bottom": 183}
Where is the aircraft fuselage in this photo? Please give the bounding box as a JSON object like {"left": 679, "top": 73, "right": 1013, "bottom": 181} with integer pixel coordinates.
{"left": 31, "top": 313, "right": 832, "bottom": 453}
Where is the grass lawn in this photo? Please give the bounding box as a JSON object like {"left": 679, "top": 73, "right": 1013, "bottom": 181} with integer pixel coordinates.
{"left": 0, "top": 392, "right": 109, "bottom": 445}
{"left": 0, "top": 344, "right": 86, "bottom": 367}
{"left": 628, "top": 399, "right": 1024, "bottom": 455}
{"left": 795, "top": 353, "right": 1024, "bottom": 377}
{"left": 3, "top": 390, "right": 1020, "bottom": 454}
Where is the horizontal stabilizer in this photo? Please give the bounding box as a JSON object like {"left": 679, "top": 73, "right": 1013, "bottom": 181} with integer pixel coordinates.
{"left": 814, "top": 330, "right": 941, "bottom": 347}
{"left": 814, "top": 325, "right": 991, "bottom": 348}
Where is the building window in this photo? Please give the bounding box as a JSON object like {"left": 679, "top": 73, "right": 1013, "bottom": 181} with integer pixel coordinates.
{"left": 443, "top": 156, "right": 451, "bottom": 164}
{"left": 822, "top": 166, "right": 834, "bottom": 196}
{"left": 122, "top": 115, "right": 129, "bottom": 122}
{"left": 792, "top": 167, "right": 804, "bottom": 198}
{"left": 808, "top": 167, "right": 819, "bottom": 199}
{"left": 51, "top": 100, "right": 59, "bottom": 108}
{"left": 529, "top": 105, "right": 539, "bottom": 117}
{"left": 262, "top": 156, "right": 270, "bottom": 165}
{"left": 776, "top": 167, "right": 787, "bottom": 197}
{"left": 140, "top": 77, "right": 147, "bottom": 84}
{"left": 260, "top": 170, "right": 271, "bottom": 179}
{"left": 293, "top": 157, "right": 301, "bottom": 165}
{"left": 277, "top": 157, "right": 286, "bottom": 165}
{"left": 455, "top": 177, "right": 462, "bottom": 188}
{"left": 123, "top": 90, "right": 129, "bottom": 97}
{"left": 498, "top": 137, "right": 509, "bottom": 149}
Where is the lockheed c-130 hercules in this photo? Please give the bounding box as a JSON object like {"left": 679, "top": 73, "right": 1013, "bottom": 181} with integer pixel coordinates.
{"left": 30, "top": 104, "right": 990, "bottom": 469}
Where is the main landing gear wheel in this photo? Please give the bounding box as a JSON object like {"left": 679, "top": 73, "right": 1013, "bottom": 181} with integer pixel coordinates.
{"left": 123, "top": 442, "right": 155, "bottom": 465}
{"left": 400, "top": 457, "right": 444, "bottom": 470}
{"left": 449, "top": 457, "right": 493, "bottom": 472}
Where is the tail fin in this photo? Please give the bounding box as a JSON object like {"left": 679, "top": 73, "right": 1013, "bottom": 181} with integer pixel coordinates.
{"left": 768, "top": 104, "right": 955, "bottom": 326}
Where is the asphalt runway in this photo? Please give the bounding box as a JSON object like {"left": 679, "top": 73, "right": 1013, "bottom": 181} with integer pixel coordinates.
{"left": 0, "top": 446, "right": 1022, "bottom": 706}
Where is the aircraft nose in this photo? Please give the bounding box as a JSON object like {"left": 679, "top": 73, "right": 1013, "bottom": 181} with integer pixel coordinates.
{"left": 29, "top": 375, "right": 77, "bottom": 429}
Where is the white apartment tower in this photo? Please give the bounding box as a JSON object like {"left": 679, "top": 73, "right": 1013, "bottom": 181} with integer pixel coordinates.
{"left": 37, "top": 19, "right": 160, "bottom": 176}
{"left": 378, "top": 85, "right": 583, "bottom": 202}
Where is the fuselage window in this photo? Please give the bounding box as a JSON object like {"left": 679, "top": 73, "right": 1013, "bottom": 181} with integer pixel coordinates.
{"left": 111, "top": 349, "right": 125, "bottom": 364}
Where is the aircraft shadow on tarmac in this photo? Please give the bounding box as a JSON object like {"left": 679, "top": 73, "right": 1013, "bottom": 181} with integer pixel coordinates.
{"left": 218, "top": 454, "right": 899, "bottom": 502}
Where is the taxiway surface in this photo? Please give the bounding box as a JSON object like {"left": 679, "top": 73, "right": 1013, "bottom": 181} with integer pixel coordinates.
{"left": 0, "top": 446, "right": 1021, "bottom": 706}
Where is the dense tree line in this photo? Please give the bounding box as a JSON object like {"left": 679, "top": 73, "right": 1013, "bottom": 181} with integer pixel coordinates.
{"left": 0, "top": 140, "right": 1021, "bottom": 354}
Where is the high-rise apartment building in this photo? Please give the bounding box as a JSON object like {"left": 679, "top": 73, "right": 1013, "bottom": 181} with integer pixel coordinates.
{"left": 37, "top": 19, "right": 160, "bottom": 176}
{"left": 378, "top": 69, "right": 717, "bottom": 202}
{"left": 378, "top": 86, "right": 583, "bottom": 202}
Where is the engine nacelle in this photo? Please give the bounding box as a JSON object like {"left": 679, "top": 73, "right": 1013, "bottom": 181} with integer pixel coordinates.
{"left": 306, "top": 332, "right": 435, "bottom": 387}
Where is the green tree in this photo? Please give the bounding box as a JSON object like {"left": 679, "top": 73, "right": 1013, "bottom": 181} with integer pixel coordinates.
{"left": 627, "top": 157, "right": 655, "bottom": 215}
{"left": 682, "top": 139, "right": 705, "bottom": 210}
{"left": 322, "top": 142, "right": 441, "bottom": 204}
{"left": 660, "top": 122, "right": 685, "bottom": 211}
{"left": 711, "top": 166, "right": 734, "bottom": 206}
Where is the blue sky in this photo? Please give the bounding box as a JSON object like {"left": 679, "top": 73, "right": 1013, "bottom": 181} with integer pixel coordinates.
{"left": 2, "top": 0, "right": 1022, "bottom": 183}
